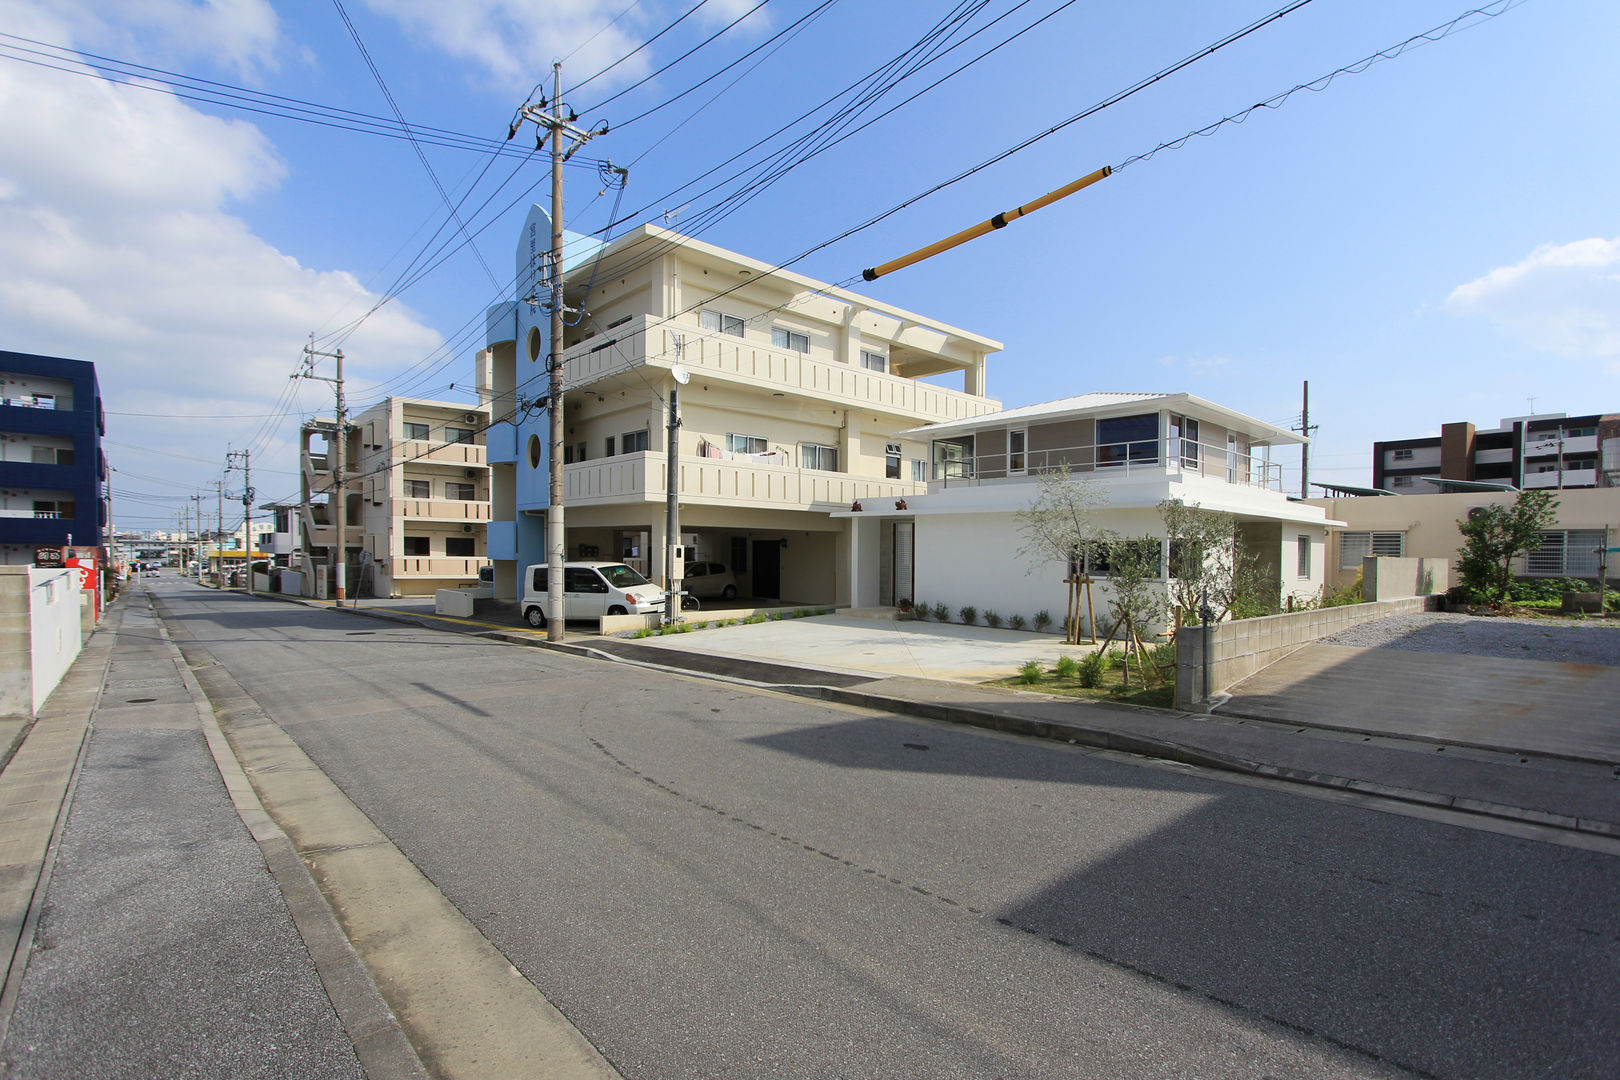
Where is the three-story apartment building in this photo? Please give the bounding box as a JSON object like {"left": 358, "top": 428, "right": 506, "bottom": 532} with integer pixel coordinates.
{"left": 481, "top": 208, "right": 1003, "bottom": 605}
{"left": 0, "top": 351, "right": 106, "bottom": 564}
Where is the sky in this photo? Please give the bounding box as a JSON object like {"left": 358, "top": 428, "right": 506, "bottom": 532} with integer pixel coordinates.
{"left": 1, "top": 0, "right": 1615, "bottom": 531}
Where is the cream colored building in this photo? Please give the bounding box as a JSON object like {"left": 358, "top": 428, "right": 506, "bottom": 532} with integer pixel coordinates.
{"left": 297, "top": 397, "right": 490, "bottom": 597}
{"left": 481, "top": 208, "right": 1002, "bottom": 605}
{"left": 1305, "top": 488, "right": 1618, "bottom": 590}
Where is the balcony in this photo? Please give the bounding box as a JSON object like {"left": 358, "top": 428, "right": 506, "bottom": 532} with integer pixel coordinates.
{"left": 1524, "top": 468, "right": 1598, "bottom": 489}
{"left": 391, "top": 557, "right": 485, "bottom": 578}
{"left": 400, "top": 439, "right": 486, "bottom": 467}
{"left": 1525, "top": 434, "right": 1597, "bottom": 457}
{"left": 564, "top": 451, "right": 925, "bottom": 512}
{"left": 928, "top": 435, "right": 1285, "bottom": 492}
{"left": 562, "top": 314, "right": 998, "bottom": 425}
{"left": 399, "top": 498, "right": 491, "bottom": 522}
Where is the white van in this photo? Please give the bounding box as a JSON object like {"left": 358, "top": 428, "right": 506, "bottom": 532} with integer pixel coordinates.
{"left": 520, "top": 561, "right": 665, "bottom": 627}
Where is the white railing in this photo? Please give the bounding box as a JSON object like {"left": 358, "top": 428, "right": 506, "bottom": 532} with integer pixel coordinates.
{"left": 400, "top": 439, "right": 486, "bottom": 467}
{"left": 563, "top": 451, "right": 925, "bottom": 510}
{"left": 930, "top": 435, "right": 1285, "bottom": 491}
{"left": 392, "top": 557, "right": 484, "bottom": 577}
{"left": 561, "top": 314, "right": 998, "bottom": 425}
{"left": 398, "top": 498, "right": 491, "bottom": 522}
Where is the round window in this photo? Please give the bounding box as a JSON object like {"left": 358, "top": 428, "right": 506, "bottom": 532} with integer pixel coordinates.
{"left": 527, "top": 434, "right": 542, "bottom": 469}
{"left": 527, "top": 326, "right": 542, "bottom": 363}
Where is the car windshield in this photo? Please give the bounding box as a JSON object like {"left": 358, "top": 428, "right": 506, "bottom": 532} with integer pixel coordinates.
{"left": 598, "top": 564, "right": 650, "bottom": 588}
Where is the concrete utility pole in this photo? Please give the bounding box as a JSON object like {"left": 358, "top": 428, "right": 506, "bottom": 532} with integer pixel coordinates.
{"left": 665, "top": 386, "right": 682, "bottom": 624}
{"left": 214, "top": 479, "right": 225, "bottom": 589}
{"left": 513, "top": 61, "right": 607, "bottom": 642}
{"left": 1293, "top": 380, "right": 1318, "bottom": 498}
{"left": 190, "top": 493, "right": 204, "bottom": 581}
{"left": 228, "top": 448, "right": 254, "bottom": 596}
{"left": 301, "top": 337, "right": 348, "bottom": 604}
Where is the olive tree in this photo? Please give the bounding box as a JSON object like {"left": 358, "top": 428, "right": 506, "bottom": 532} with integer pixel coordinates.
{"left": 1015, "top": 465, "right": 1108, "bottom": 642}
{"left": 1159, "top": 498, "right": 1269, "bottom": 627}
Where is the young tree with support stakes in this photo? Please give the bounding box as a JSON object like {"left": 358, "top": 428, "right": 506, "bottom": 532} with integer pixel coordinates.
{"left": 1014, "top": 465, "right": 1107, "bottom": 644}
{"left": 1455, "top": 489, "right": 1559, "bottom": 605}
{"left": 1159, "top": 498, "right": 1268, "bottom": 628}
{"left": 1098, "top": 536, "right": 1165, "bottom": 686}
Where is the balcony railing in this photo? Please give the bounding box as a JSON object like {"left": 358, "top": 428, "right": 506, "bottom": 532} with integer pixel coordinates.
{"left": 561, "top": 314, "right": 998, "bottom": 425}
{"left": 401, "top": 439, "right": 486, "bottom": 467}
{"left": 1524, "top": 469, "right": 1598, "bottom": 489}
{"left": 391, "top": 557, "right": 485, "bottom": 578}
{"left": 930, "top": 435, "right": 1285, "bottom": 491}
{"left": 563, "top": 451, "right": 925, "bottom": 510}
{"left": 398, "top": 498, "right": 491, "bottom": 522}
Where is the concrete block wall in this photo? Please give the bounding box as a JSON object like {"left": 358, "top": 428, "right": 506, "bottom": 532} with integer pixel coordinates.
{"left": 1361, "top": 556, "right": 1451, "bottom": 602}
{"left": 1175, "top": 594, "right": 1439, "bottom": 711}
{"left": 0, "top": 566, "right": 83, "bottom": 717}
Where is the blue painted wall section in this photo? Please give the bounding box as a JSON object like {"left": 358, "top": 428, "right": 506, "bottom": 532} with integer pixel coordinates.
{"left": 0, "top": 350, "right": 105, "bottom": 551}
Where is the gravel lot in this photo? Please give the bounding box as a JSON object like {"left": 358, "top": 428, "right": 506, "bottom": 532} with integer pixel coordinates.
{"left": 1323, "top": 612, "right": 1620, "bottom": 667}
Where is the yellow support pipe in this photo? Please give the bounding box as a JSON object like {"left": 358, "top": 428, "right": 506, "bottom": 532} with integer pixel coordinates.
{"left": 862, "top": 165, "right": 1112, "bottom": 282}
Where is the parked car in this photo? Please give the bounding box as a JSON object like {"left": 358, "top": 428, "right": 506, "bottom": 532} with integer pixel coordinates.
{"left": 520, "top": 561, "right": 665, "bottom": 627}
{"left": 683, "top": 561, "right": 738, "bottom": 600}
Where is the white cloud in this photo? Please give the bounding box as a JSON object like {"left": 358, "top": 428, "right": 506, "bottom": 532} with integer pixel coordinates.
{"left": 1, "top": 0, "right": 283, "bottom": 81}
{"left": 1446, "top": 237, "right": 1620, "bottom": 364}
{"left": 360, "top": 0, "right": 651, "bottom": 95}
{"left": 0, "top": 4, "right": 445, "bottom": 517}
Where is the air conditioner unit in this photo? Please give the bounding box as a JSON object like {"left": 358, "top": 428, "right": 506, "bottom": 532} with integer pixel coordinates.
{"left": 1466, "top": 506, "right": 1487, "bottom": 521}
{"left": 465, "top": 412, "right": 479, "bottom": 423}
{"left": 463, "top": 524, "right": 473, "bottom": 532}
{"left": 465, "top": 468, "right": 477, "bottom": 477}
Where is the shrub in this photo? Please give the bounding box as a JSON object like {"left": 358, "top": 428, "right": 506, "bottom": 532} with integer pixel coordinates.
{"left": 932, "top": 602, "right": 950, "bottom": 623}
{"left": 959, "top": 605, "right": 978, "bottom": 625}
{"left": 1054, "top": 654, "right": 1078, "bottom": 679}
{"left": 631, "top": 628, "right": 655, "bottom": 638}
{"left": 984, "top": 611, "right": 1002, "bottom": 628}
{"left": 744, "top": 613, "right": 767, "bottom": 624}
{"left": 1033, "top": 610, "right": 1052, "bottom": 633}
{"left": 1018, "top": 659, "right": 1043, "bottom": 684}
{"left": 1009, "top": 614, "right": 1027, "bottom": 631}
{"left": 1320, "top": 578, "right": 1363, "bottom": 608}
{"left": 911, "top": 599, "right": 927, "bottom": 620}
{"left": 1077, "top": 652, "right": 1106, "bottom": 688}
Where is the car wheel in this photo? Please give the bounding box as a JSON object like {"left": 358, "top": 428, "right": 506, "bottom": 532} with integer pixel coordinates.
{"left": 722, "top": 584, "right": 737, "bottom": 600}
{"left": 524, "top": 606, "right": 546, "bottom": 628}
{"left": 608, "top": 605, "right": 627, "bottom": 616}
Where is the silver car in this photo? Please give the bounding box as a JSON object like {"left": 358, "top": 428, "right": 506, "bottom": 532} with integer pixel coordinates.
{"left": 683, "top": 561, "right": 738, "bottom": 601}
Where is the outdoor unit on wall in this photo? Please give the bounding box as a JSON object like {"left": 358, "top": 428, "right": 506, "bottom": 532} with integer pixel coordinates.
{"left": 1467, "top": 506, "right": 1487, "bottom": 522}
{"left": 465, "top": 468, "right": 477, "bottom": 477}
{"left": 465, "top": 413, "right": 479, "bottom": 423}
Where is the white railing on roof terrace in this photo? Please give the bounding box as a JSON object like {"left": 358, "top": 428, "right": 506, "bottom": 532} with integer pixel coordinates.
{"left": 930, "top": 435, "right": 1284, "bottom": 491}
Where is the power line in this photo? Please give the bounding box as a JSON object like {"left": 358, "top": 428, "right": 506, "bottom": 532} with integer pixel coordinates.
{"left": 562, "top": 0, "right": 713, "bottom": 98}
{"left": 580, "top": 0, "right": 773, "bottom": 115}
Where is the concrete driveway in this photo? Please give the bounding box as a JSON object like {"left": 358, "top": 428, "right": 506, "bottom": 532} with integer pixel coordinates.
{"left": 616, "top": 613, "right": 1082, "bottom": 683}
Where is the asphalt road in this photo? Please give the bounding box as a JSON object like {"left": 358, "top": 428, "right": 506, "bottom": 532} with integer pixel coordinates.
{"left": 153, "top": 580, "right": 1620, "bottom": 1080}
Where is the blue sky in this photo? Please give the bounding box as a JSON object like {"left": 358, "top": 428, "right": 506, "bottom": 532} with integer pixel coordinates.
{"left": 1, "top": 0, "right": 1614, "bottom": 530}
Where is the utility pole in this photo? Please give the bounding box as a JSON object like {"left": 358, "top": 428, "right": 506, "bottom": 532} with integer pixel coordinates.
{"left": 1293, "top": 380, "right": 1318, "bottom": 499}
{"left": 190, "top": 493, "right": 204, "bottom": 581}
{"left": 513, "top": 61, "right": 607, "bottom": 642}
{"left": 214, "top": 479, "right": 225, "bottom": 588}
{"left": 300, "top": 337, "right": 348, "bottom": 604}
{"left": 228, "top": 448, "right": 255, "bottom": 596}
{"left": 664, "top": 337, "right": 689, "bottom": 624}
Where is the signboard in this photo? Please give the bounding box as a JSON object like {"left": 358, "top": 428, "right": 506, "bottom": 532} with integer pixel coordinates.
{"left": 65, "top": 556, "right": 100, "bottom": 621}
{"left": 34, "top": 546, "right": 64, "bottom": 567}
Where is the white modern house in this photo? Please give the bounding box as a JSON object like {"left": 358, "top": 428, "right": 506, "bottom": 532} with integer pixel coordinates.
{"left": 480, "top": 207, "right": 1003, "bottom": 606}
{"left": 836, "top": 392, "right": 1337, "bottom": 631}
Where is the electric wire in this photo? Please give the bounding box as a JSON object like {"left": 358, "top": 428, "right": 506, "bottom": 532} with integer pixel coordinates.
{"left": 561, "top": 0, "right": 713, "bottom": 98}
{"left": 579, "top": 0, "right": 772, "bottom": 116}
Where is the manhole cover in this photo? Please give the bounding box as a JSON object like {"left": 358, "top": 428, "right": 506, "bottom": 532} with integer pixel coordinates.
{"left": 126, "top": 698, "right": 156, "bottom": 704}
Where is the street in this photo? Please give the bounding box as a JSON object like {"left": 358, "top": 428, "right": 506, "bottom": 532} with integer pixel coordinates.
{"left": 150, "top": 580, "right": 1619, "bottom": 1079}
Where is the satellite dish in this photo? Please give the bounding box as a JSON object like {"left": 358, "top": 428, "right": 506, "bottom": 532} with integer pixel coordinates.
{"left": 672, "top": 366, "right": 690, "bottom": 385}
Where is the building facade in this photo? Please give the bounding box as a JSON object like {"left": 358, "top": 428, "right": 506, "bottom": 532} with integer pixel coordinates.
{"left": 481, "top": 208, "right": 1003, "bottom": 606}
{"left": 296, "top": 397, "right": 490, "bottom": 597}
{"left": 837, "top": 392, "right": 1331, "bottom": 633}
{"left": 0, "top": 351, "right": 106, "bottom": 564}
{"left": 1374, "top": 412, "right": 1620, "bottom": 493}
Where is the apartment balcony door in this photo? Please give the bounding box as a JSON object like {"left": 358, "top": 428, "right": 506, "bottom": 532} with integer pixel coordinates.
{"left": 752, "top": 539, "right": 781, "bottom": 601}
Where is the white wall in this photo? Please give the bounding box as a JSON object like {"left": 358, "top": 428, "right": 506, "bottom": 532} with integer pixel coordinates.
{"left": 23, "top": 569, "right": 81, "bottom": 715}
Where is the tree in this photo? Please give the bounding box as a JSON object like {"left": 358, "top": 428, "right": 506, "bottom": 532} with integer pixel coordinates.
{"left": 1015, "top": 465, "right": 1108, "bottom": 642}
{"left": 1158, "top": 498, "right": 1270, "bottom": 627}
{"left": 1100, "top": 536, "right": 1164, "bottom": 645}
{"left": 1455, "top": 490, "right": 1559, "bottom": 604}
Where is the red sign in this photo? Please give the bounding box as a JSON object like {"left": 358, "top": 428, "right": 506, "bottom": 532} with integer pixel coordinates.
{"left": 65, "top": 556, "right": 100, "bottom": 621}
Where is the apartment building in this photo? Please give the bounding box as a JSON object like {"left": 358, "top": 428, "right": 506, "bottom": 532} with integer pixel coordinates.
{"left": 296, "top": 397, "right": 490, "bottom": 597}
{"left": 0, "top": 351, "right": 106, "bottom": 564}
{"left": 479, "top": 208, "right": 1003, "bottom": 606}
{"left": 837, "top": 392, "right": 1333, "bottom": 631}
{"left": 1374, "top": 412, "right": 1620, "bottom": 493}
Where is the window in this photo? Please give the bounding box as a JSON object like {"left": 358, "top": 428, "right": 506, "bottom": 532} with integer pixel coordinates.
{"left": 1096, "top": 414, "right": 1159, "bottom": 466}
{"left": 446, "top": 482, "right": 475, "bottom": 501}
{"left": 932, "top": 436, "right": 974, "bottom": 480}
{"left": 445, "top": 537, "right": 475, "bottom": 557}
{"left": 32, "top": 500, "right": 74, "bottom": 519}
{"left": 445, "top": 427, "right": 475, "bottom": 445}
{"left": 911, "top": 459, "right": 926, "bottom": 482}
{"left": 1392, "top": 448, "right": 1415, "bottom": 462}
{"left": 404, "top": 479, "right": 431, "bottom": 499}
{"left": 1008, "top": 429, "right": 1026, "bottom": 474}
{"left": 800, "top": 443, "right": 838, "bottom": 471}
{"left": 404, "top": 422, "right": 431, "bottom": 440}
{"left": 1084, "top": 538, "right": 1161, "bottom": 579}
{"left": 861, "top": 350, "right": 887, "bottom": 372}
{"left": 700, "top": 309, "right": 744, "bottom": 337}
{"left": 1526, "top": 530, "right": 1604, "bottom": 577}
{"left": 772, "top": 327, "right": 809, "bottom": 353}
{"left": 727, "top": 433, "right": 767, "bottom": 455}
{"left": 1170, "top": 415, "right": 1199, "bottom": 468}
{"left": 1339, "top": 531, "right": 1404, "bottom": 569}
{"left": 403, "top": 536, "right": 431, "bottom": 556}
{"left": 1390, "top": 475, "right": 1414, "bottom": 489}
{"left": 604, "top": 435, "right": 616, "bottom": 457}
{"left": 886, "top": 442, "right": 902, "bottom": 480}
{"left": 621, "top": 429, "right": 650, "bottom": 453}
{"left": 575, "top": 442, "right": 586, "bottom": 462}
{"left": 1297, "top": 535, "right": 1312, "bottom": 578}
{"left": 565, "top": 567, "right": 608, "bottom": 593}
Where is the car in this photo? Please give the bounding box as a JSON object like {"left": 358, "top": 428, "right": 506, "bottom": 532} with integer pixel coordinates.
{"left": 683, "top": 561, "right": 738, "bottom": 601}
{"left": 520, "top": 561, "right": 665, "bottom": 627}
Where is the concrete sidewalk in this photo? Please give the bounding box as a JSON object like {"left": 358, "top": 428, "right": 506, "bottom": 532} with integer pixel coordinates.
{"left": 0, "top": 592, "right": 422, "bottom": 1079}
